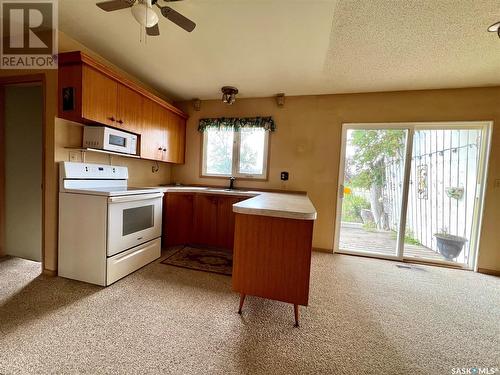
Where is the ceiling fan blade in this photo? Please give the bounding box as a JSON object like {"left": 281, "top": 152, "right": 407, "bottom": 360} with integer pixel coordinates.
{"left": 96, "top": 0, "right": 135, "bottom": 12}
{"left": 160, "top": 6, "right": 196, "bottom": 32}
{"left": 146, "top": 23, "right": 160, "bottom": 36}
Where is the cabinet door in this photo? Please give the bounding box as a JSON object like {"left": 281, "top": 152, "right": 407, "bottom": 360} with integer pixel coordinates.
{"left": 140, "top": 99, "right": 166, "bottom": 161}
{"left": 116, "top": 83, "right": 143, "bottom": 133}
{"left": 162, "top": 110, "right": 177, "bottom": 163}
{"left": 173, "top": 114, "right": 186, "bottom": 164}
{"left": 217, "top": 196, "right": 247, "bottom": 249}
{"left": 163, "top": 193, "right": 194, "bottom": 247}
{"left": 81, "top": 65, "right": 117, "bottom": 126}
{"left": 193, "top": 194, "right": 218, "bottom": 247}
{"left": 160, "top": 110, "right": 185, "bottom": 164}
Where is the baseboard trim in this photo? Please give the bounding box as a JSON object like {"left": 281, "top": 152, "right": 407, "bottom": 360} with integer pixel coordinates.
{"left": 43, "top": 268, "right": 56, "bottom": 276}
{"left": 478, "top": 268, "right": 500, "bottom": 277}
{"left": 313, "top": 247, "right": 333, "bottom": 254}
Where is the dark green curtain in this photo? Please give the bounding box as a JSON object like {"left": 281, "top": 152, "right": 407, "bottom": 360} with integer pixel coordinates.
{"left": 198, "top": 117, "right": 276, "bottom": 132}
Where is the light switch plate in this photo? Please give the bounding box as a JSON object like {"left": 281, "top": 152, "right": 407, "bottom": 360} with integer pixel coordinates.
{"left": 69, "top": 151, "right": 81, "bottom": 162}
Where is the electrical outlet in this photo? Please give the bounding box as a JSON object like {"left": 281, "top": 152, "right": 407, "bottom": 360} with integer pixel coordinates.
{"left": 69, "top": 151, "right": 81, "bottom": 162}
{"left": 281, "top": 171, "right": 289, "bottom": 181}
{"left": 494, "top": 179, "right": 500, "bottom": 189}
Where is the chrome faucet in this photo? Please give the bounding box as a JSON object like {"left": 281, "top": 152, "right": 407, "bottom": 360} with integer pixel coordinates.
{"left": 229, "top": 176, "right": 236, "bottom": 190}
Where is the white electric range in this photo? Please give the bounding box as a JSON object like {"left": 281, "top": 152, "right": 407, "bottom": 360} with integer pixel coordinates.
{"left": 58, "top": 162, "right": 164, "bottom": 286}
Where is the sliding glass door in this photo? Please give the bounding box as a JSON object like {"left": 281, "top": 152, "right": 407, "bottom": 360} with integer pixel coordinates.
{"left": 337, "top": 128, "right": 409, "bottom": 259}
{"left": 335, "top": 122, "right": 491, "bottom": 270}
{"left": 402, "top": 127, "right": 487, "bottom": 266}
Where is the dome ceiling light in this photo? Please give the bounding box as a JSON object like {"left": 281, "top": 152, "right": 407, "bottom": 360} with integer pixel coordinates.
{"left": 221, "top": 86, "right": 238, "bottom": 105}
{"left": 131, "top": 1, "right": 158, "bottom": 28}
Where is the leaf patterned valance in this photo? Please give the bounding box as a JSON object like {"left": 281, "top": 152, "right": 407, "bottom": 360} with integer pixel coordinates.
{"left": 198, "top": 117, "right": 276, "bottom": 132}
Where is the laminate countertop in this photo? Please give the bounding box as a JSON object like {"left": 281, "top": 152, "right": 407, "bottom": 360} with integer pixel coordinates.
{"left": 157, "top": 186, "right": 317, "bottom": 221}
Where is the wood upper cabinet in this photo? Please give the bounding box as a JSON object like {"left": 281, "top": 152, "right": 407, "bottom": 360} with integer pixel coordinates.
{"left": 58, "top": 51, "right": 187, "bottom": 163}
{"left": 173, "top": 113, "right": 186, "bottom": 164}
{"left": 141, "top": 98, "right": 165, "bottom": 161}
{"left": 163, "top": 110, "right": 186, "bottom": 164}
{"left": 80, "top": 67, "right": 143, "bottom": 132}
{"left": 116, "top": 83, "right": 143, "bottom": 133}
{"left": 81, "top": 65, "right": 117, "bottom": 127}
{"left": 163, "top": 193, "right": 194, "bottom": 247}
{"left": 140, "top": 98, "right": 186, "bottom": 163}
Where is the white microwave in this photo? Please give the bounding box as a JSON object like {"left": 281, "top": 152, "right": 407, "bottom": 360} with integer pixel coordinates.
{"left": 83, "top": 126, "right": 138, "bottom": 155}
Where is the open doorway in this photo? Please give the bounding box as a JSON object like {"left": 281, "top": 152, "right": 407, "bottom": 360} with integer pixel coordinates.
{"left": 1, "top": 81, "right": 44, "bottom": 266}
{"left": 334, "top": 122, "right": 492, "bottom": 271}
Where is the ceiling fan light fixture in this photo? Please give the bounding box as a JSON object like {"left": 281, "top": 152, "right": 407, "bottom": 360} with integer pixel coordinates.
{"left": 487, "top": 21, "right": 500, "bottom": 37}
{"left": 221, "top": 86, "right": 238, "bottom": 105}
{"left": 131, "top": 2, "right": 158, "bottom": 28}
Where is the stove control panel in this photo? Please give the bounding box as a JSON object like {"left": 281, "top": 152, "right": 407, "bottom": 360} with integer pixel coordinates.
{"left": 61, "top": 162, "right": 128, "bottom": 180}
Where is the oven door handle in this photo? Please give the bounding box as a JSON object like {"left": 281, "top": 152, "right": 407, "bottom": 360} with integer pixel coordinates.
{"left": 108, "top": 192, "right": 164, "bottom": 203}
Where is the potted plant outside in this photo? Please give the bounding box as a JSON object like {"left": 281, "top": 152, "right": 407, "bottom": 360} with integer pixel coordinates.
{"left": 434, "top": 229, "right": 467, "bottom": 260}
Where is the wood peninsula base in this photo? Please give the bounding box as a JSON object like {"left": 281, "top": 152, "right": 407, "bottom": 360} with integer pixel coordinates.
{"left": 232, "top": 213, "right": 314, "bottom": 327}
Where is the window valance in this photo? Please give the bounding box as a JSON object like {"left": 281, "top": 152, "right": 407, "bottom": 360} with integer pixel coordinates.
{"left": 198, "top": 117, "right": 276, "bottom": 132}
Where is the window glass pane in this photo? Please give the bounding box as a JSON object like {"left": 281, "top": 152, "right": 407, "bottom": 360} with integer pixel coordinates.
{"left": 123, "top": 205, "right": 154, "bottom": 236}
{"left": 239, "top": 128, "right": 265, "bottom": 175}
{"left": 205, "top": 129, "right": 234, "bottom": 175}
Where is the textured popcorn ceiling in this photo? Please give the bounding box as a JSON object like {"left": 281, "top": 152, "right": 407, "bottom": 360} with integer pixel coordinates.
{"left": 59, "top": 0, "right": 500, "bottom": 100}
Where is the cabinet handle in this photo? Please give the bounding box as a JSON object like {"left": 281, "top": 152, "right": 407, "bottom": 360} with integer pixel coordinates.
{"left": 158, "top": 147, "right": 163, "bottom": 151}
{"left": 163, "top": 148, "right": 167, "bottom": 152}
{"left": 117, "top": 119, "right": 124, "bottom": 124}
{"left": 107, "top": 116, "right": 115, "bottom": 122}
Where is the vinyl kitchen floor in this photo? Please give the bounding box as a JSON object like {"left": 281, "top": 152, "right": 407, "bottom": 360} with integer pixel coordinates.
{"left": 0, "top": 252, "right": 499, "bottom": 374}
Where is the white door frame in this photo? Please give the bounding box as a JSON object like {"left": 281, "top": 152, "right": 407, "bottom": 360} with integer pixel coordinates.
{"left": 334, "top": 121, "right": 493, "bottom": 271}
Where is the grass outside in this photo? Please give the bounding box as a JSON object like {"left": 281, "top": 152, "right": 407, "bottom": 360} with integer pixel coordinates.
{"left": 342, "top": 190, "right": 422, "bottom": 246}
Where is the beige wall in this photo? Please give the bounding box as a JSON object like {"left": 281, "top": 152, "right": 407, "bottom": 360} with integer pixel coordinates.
{"left": 173, "top": 88, "right": 500, "bottom": 272}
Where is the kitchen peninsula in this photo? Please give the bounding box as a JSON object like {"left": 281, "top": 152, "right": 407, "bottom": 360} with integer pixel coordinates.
{"left": 160, "top": 186, "right": 317, "bottom": 326}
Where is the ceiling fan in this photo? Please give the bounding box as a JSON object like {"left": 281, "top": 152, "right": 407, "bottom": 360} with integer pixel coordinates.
{"left": 96, "top": 0, "right": 196, "bottom": 36}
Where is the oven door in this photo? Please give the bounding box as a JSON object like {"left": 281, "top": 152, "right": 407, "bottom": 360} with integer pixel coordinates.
{"left": 107, "top": 193, "right": 163, "bottom": 257}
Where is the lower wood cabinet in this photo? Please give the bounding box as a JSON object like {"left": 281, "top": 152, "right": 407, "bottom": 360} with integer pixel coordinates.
{"left": 216, "top": 195, "right": 246, "bottom": 249}
{"left": 163, "top": 193, "right": 194, "bottom": 247}
{"left": 193, "top": 194, "right": 219, "bottom": 247}
{"left": 232, "top": 213, "right": 314, "bottom": 326}
{"left": 163, "top": 192, "right": 247, "bottom": 249}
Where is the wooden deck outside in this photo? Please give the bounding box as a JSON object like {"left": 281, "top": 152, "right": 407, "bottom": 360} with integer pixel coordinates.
{"left": 339, "top": 224, "right": 445, "bottom": 261}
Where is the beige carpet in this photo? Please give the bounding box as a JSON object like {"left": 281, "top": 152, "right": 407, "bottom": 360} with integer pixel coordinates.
{"left": 0, "top": 252, "right": 498, "bottom": 374}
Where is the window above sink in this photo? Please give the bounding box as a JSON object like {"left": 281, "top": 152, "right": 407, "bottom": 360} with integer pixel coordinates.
{"left": 201, "top": 127, "right": 269, "bottom": 180}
